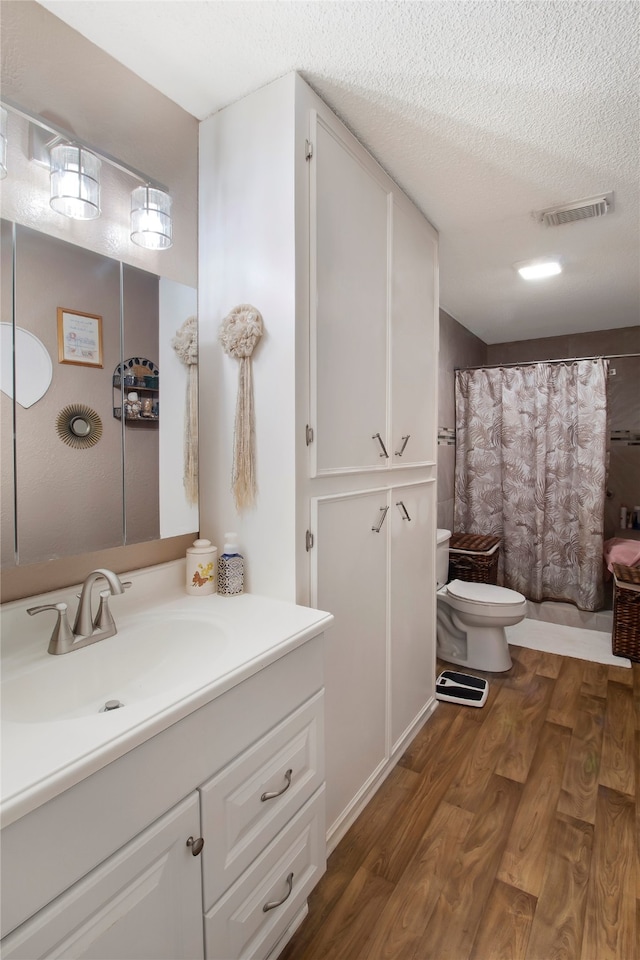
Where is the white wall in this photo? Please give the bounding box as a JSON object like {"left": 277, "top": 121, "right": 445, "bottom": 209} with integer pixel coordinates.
{"left": 199, "top": 74, "right": 298, "bottom": 599}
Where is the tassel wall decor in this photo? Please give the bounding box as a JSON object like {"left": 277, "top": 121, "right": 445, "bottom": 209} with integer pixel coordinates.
{"left": 171, "top": 316, "right": 199, "bottom": 506}
{"left": 218, "top": 304, "right": 264, "bottom": 512}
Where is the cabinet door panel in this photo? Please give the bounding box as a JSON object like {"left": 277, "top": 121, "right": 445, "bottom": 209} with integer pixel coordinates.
{"left": 313, "top": 490, "right": 388, "bottom": 834}
{"left": 311, "top": 111, "right": 389, "bottom": 475}
{"left": 1, "top": 795, "right": 203, "bottom": 960}
{"left": 390, "top": 481, "right": 436, "bottom": 750}
{"left": 390, "top": 198, "right": 437, "bottom": 466}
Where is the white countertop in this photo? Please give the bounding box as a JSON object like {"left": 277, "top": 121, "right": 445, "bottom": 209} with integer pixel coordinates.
{"left": 1, "top": 561, "right": 333, "bottom": 828}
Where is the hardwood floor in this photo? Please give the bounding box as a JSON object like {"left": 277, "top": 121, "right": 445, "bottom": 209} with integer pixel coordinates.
{"left": 280, "top": 647, "right": 640, "bottom": 960}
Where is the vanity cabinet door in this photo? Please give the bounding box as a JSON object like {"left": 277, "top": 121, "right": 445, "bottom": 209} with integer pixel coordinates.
{"left": 389, "top": 480, "right": 436, "bottom": 751}
{"left": 389, "top": 197, "right": 438, "bottom": 469}
{"left": 1, "top": 794, "right": 204, "bottom": 960}
{"left": 312, "top": 489, "right": 388, "bottom": 836}
{"left": 310, "top": 109, "right": 389, "bottom": 477}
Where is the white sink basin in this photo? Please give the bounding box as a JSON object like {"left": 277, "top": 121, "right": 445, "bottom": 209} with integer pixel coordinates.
{"left": 2, "top": 617, "right": 226, "bottom": 724}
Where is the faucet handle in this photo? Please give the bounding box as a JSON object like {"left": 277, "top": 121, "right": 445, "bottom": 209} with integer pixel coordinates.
{"left": 93, "top": 582, "right": 132, "bottom": 630}
{"left": 27, "top": 603, "right": 74, "bottom": 655}
{"left": 93, "top": 591, "right": 115, "bottom": 631}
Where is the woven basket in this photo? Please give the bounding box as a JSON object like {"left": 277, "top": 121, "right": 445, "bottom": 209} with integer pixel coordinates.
{"left": 448, "top": 534, "right": 501, "bottom": 585}
{"left": 612, "top": 563, "right": 640, "bottom": 662}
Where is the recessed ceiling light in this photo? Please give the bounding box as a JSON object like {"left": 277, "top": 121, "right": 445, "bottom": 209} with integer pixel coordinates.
{"left": 515, "top": 258, "right": 562, "bottom": 280}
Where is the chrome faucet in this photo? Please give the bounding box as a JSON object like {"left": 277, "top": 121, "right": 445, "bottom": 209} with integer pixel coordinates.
{"left": 27, "top": 568, "right": 131, "bottom": 655}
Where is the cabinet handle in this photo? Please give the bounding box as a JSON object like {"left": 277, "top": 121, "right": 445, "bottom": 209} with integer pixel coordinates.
{"left": 261, "top": 768, "right": 293, "bottom": 802}
{"left": 263, "top": 872, "right": 294, "bottom": 912}
{"left": 372, "top": 506, "right": 389, "bottom": 533}
{"left": 186, "top": 836, "right": 204, "bottom": 856}
{"left": 372, "top": 433, "right": 389, "bottom": 458}
{"left": 396, "top": 501, "right": 412, "bottom": 521}
{"left": 395, "top": 434, "right": 410, "bottom": 457}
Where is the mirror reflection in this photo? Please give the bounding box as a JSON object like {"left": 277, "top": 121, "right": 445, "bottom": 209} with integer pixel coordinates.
{"left": 0, "top": 221, "right": 197, "bottom": 568}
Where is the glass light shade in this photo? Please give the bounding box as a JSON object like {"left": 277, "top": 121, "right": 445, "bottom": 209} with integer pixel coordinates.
{"left": 516, "top": 259, "right": 562, "bottom": 280}
{"left": 0, "top": 106, "right": 7, "bottom": 180}
{"left": 50, "top": 144, "right": 101, "bottom": 220}
{"left": 131, "top": 186, "right": 173, "bottom": 249}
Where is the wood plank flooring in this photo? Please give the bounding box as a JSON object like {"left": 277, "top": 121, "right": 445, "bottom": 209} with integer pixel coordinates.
{"left": 280, "top": 647, "right": 640, "bottom": 960}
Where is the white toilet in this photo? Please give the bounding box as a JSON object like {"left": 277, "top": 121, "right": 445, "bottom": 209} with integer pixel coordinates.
{"left": 436, "top": 529, "right": 527, "bottom": 672}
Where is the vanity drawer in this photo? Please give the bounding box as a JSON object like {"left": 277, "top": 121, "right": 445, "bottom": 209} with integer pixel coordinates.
{"left": 204, "top": 788, "right": 325, "bottom": 960}
{"left": 200, "top": 691, "right": 324, "bottom": 908}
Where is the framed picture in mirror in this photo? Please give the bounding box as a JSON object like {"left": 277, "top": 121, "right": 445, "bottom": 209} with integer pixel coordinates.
{"left": 57, "top": 307, "right": 103, "bottom": 367}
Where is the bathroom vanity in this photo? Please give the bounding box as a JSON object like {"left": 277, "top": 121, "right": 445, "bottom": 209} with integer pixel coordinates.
{"left": 0, "top": 561, "right": 333, "bottom": 960}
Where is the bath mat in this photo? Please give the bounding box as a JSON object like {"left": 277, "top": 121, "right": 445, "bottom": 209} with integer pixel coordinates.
{"left": 506, "top": 618, "right": 631, "bottom": 669}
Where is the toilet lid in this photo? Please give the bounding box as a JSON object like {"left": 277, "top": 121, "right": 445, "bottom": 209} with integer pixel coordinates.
{"left": 447, "top": 579, "right": 525, "bottom": 605}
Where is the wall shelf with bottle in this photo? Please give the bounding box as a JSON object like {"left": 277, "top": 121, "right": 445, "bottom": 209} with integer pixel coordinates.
{"left": 113, "top": 358, "right": 159, "bottom": 424}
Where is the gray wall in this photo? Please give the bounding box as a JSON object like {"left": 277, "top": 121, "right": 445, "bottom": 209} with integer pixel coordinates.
{"left": 437, "top": 309, "right": 487, "bottom": 531}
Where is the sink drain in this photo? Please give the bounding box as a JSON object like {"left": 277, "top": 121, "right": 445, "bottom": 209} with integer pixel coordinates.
{"left": 100, "top": 699, "right": 125, "bottom": 713}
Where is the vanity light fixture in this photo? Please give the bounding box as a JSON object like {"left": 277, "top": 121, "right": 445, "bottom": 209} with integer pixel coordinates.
{"left": 0, "top": 105, "right": 8, "bottom": 180}
{"left": 50, "top": 143, "right": 101, "bottom": 220}
{"left": 131, "top": 185, "right": 173, "bottom": 249}
{"left": 1, "top": 97, "right": 173, "bottom": 248}
{"left": 515, "top": 257, "right": 562, "bottom": 280}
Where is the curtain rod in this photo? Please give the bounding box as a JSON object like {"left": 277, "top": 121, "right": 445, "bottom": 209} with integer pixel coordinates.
{"left": 455, "top": 352, "right": 640, "bottom": 372}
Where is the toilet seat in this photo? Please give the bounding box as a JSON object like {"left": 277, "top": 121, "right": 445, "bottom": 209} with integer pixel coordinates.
{"left": 446, "top": 579, "right": 524, "bottom": 606}
{"left": 439, "top": 579, "right": 527, "bottom": 621}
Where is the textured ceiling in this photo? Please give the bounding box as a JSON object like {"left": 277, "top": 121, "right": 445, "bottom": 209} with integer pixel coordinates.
{"left": 38, "top": 1, "right": 640, "bottom": 344}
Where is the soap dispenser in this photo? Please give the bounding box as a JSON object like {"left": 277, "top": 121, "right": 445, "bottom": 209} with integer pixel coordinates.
{"left": 185, "top": 538, "right": 217, "bottom": 595}
{"left": 217, "top": 533, "right": 244, "bottom": 596}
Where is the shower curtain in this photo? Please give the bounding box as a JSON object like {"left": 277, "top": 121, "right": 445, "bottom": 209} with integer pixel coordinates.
{"left": 454, "top": 359, "right": 609, "bottom": 611}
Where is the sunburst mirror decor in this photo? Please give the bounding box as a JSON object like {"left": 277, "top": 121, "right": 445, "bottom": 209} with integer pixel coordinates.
{"left": 56, "top": 404, "right": 103, "bottom": 449}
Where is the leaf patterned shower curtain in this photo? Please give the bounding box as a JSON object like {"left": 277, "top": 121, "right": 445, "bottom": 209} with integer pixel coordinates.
{"left": 454, "top": 359, "right": 609, "bottom": 611}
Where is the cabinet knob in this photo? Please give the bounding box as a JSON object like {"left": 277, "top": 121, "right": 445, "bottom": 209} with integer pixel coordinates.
{"left": 186, "top": 836, "right": 204, "bottom": 856}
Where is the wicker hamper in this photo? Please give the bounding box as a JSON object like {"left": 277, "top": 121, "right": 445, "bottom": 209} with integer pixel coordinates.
{"left": 448, "top": 533, "right": 501, "bottom": 585}
{"left": 612, "top": 563, "right": 640, "bottom": 662}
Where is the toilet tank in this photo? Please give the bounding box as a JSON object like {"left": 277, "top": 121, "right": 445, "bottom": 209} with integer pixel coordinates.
{"left": 436, "top": 529, "right": 451, "bottom": 588}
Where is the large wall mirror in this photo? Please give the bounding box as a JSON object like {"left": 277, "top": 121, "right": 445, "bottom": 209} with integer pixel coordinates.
{"left": 0, "top": 11, "right": 199, "bottom": 592}
{"left": 1, "top": 219, "right": 198, "bottom": 568}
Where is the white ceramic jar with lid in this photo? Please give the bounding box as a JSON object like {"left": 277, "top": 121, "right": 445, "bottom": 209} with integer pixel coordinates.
{"left": 185, "top": 538, "right": 218, "bottom": 595}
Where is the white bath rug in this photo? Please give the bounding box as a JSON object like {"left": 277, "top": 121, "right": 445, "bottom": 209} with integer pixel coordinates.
{"left": 506, "top": 618, "right": 632, "bottom": 669}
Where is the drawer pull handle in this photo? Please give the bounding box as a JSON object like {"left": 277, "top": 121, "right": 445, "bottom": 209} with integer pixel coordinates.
{"left": 396, "top": 501, "right": 412, "bottom": 521}
{"left": 261, "top": 768, "right": 293, "bottom": 802}
{"left": 263, "top": 872, "right": 294, "bottom": 912}
{"left": 372, "top": 506, "right": 389, "bottom": 533}
{"left": 395, "top": 434, "right": 410, "bottom": 457}
{"left": 186, "top": 836, "right": 204, "bottom": 856}
{"left": 372, "top": 432, "right": 389, "bottom": 458}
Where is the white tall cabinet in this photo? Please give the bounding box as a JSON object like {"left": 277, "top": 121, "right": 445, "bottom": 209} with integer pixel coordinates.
{"left": 200, "top": 73, "right": 439, "bottom": 850}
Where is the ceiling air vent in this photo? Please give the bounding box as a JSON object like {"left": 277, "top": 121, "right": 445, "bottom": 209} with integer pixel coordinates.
{"left": 537, "top": 193, "right": 613, "bottom": 227}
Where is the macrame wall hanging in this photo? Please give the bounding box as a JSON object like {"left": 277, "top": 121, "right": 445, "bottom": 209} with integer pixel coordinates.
{"left": 218, "top": 303, "right": 264, "bottom": 512}
{"left": 171, "top": 316, "right": 199, "bottom": 506}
